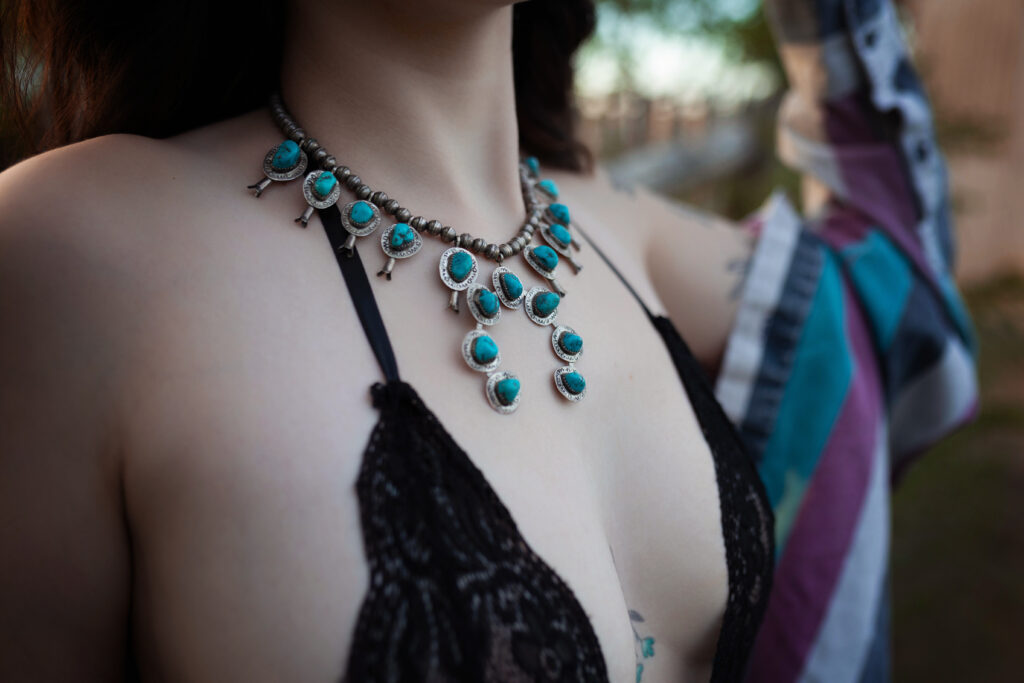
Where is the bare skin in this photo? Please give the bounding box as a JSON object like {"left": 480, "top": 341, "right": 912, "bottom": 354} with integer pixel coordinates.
{"left": 0, "top": 1, "right": 753, "bottom": 681}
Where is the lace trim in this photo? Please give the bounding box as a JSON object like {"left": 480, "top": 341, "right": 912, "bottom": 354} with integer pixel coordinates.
{"left": 343, "top": 381, "right": 609, "bottom": 682}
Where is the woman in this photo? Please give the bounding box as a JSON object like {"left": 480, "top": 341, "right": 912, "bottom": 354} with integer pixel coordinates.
{"left": 0, "top": 1, "right": 773, "bottom": 681}
{"left": 0, "top": 1, "right": 976, "bottom": 682}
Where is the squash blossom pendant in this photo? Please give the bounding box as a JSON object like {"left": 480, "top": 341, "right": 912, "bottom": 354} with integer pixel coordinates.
{"left": 296, "top": 169, "right": 342, "bottom": 227}
{"left": 523, "top": 244, "right": 567, "bottom": 297}
{"left": 538, "top": 221, "right": 583, "bottom": 274}
{"left": 439, "top": 247, "right": 479, "bottom": 313}
{"left": 247, "top": 139, "right": 307, "bottom": 197}
{"left": 378, "top": 222, "right": 422, "bottom": 279}
{"left": 338, "top": 200, "right": 383, "bottom": 254}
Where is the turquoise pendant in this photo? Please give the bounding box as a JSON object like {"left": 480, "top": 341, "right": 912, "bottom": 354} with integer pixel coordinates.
{"left": 338, "top": 200, "right": 382, "bottom": 254}
{"left": 248, "top": 139, "right": 308, "bottom": 197}
{"left": 554, "top": 366, "right": 587, "bottom": 401}
{"left": 524, "top": 245, "right": 567, "bottom": 297}
{"left": 539, "top": 222, "right": 583, "bottom": 274}
{"left": 491, "top": 266, "right": 526, "bottom": 310}
{"left": 377, "top": 222, "right": 422, "bottom": 279}
{"left": 439, "top": 247, "right": 479, "bottom": 313}
{"left": 486, "top": 371, "right": 522, "bottom": 414}
{"left": 296, "top": 170, "right": 342, "bottom": 227}
{"left": 537, "top": 178, "right": 559, "bottom": 199}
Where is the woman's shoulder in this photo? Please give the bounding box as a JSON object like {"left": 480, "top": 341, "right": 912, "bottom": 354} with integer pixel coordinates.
{"left": 544, "top": 165, "right": 753, "bottom": 367}
{"left": 0, "top": 110, "right": 270, "bottom": 236}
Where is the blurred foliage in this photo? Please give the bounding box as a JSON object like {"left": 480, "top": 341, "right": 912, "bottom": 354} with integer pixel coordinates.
{"left": 594, "top": 0, "right": 783, "bottom": 76}
{"left": 589, "top": 0, "right": 795, "bottom": 219}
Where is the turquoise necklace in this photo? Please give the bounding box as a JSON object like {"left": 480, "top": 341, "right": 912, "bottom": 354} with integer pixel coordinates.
{"left": 248, "top": 94, "right": 587, "bottom": 414}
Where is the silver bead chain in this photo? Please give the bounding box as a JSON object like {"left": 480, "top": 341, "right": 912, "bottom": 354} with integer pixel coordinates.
{"left": 269, "top": 93, "right": 544, "bottom": 264}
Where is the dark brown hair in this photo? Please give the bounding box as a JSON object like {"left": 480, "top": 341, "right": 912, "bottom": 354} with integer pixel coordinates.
{"left": 0, "top": 1, "right": 595, "bottom": 171}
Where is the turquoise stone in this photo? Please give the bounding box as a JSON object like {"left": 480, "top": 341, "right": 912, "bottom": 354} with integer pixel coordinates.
{"left": 313, "top": 171, "right": 337, "bottom": 199}
{"left": 526, "top": 156, "right": 540, "bottom": 176}
{"left": 500, "top": 272, "right": 523, "bottom": 300}
{"left": 495, "top": 377, "right": 521, "bottom": 406}
{"left": 559, "top": 332, "right": 583, "bottom": 356}
{"left": 532, "top": 245, "right": 559, "bottom": 272}
{"left": 549, "top": 223, "right": 572, "bottom": 248}
{"left": 472, "top": 335, "right": 499, "bottom": 364}
{"left": 448, "top": 250, "right": 474, "bottom": 282}
{"left": 538, "top": 178, "right": 559, "bottom": 198}
{"left": 349, "top": 200, "right": 375, "bottom": 226}
{"left": 474, "top": 288, "right": 500, "bottom": 318}
{"left": 549, "top": 203, "right": 571, "bottom": 225}
{"left": 532, "top": 291, "right": 560, "bottom": 318}
{"left": 390, "top": 223, "right": 415, "bottom": 250}
{"left": 271, "top": 140, "right": 301, "bottom": 171}
{"left": 562, "top": 371, "right": 586, "bottom": 395}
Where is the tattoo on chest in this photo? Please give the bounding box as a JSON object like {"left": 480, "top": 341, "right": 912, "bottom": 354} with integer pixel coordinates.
{"left": 629, "top": 609, "right": 656, "bottom": 682}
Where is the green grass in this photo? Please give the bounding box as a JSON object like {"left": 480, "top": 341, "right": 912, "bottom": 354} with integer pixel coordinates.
{"left": 892, "top": 275, "right": 1024, "bottom": 683}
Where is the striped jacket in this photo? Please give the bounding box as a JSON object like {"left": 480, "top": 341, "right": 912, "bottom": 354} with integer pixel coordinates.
{"left": 715, "top": 1, "right": 979, "bottom": 681}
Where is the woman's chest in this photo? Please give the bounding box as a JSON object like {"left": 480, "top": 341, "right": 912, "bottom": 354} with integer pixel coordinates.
{"left": 119, "top": 208, "right": 728, "bottom": 681}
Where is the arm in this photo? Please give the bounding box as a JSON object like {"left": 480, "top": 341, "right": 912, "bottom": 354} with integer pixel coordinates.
{"left": 0, "top": 153, "right": 134, "bottom": 680}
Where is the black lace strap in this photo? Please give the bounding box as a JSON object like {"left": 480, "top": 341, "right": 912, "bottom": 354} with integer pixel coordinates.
{"left": 318, "top": 205, "right": 400, "bottom": 382}
{"left": 573, "top": 224, "right": 655, "bottom": 320}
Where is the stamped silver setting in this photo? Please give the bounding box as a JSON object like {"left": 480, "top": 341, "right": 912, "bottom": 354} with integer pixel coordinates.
{"left": 524, "top": 286, "right": 559, "bottom": 327}
{"left": 465, "top": 284, "right": 502, "bottom": 326}
{"left": 341, "top": 200, "right": 383, "bottom": 237}
{"left": 302, "top": 170, "right": 342, "bottom": 209}
{"left": 461, "top": 328, "right": 502, "bottom": 373}
{"left": 439, "top": 248, "right": 479, "bottom": 291}
{"left": 551, "top": 325, "right": 583, "bottom": 363}
{"left": 380, "top": 224, "right": 423, "bottom": 259}
{"left": 492, "top": 266, "right": 526, "bottom": 310}
{"left": 554, "top": 366, "right": 587, "bottom": 402}
{"left": 486, "top": 371, "right": 521, "bottom": 415}
{"left": 262, "top": 144, "right": 308, "bottom": 182}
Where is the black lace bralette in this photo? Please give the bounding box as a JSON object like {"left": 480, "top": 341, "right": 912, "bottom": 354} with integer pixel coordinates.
{"left": 316, "top": 205, "right": 775, "bottom": 683}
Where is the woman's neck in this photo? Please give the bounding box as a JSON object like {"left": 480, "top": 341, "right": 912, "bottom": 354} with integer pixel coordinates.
{"left": 280, "top": 1, "right": 522, "bottom": 235}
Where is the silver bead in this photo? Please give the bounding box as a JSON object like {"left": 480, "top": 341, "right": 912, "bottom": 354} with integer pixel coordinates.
{"left": 499, "top": 244, "right": 514, "bottom": 259}
{"left": 336, "top": 166, "right": 351, "bottom": 178}
{"left": 410, "top": 216, "right": 426, "bottom": 230}
{"left": 523, "top": 224, "right": 535, "bottom": 234}
{"left": 323, "top": 155, "right": 336, "bottom": 169}
{"left": 370, "top": 191, "right": 388, "bottom": 207}
{"left": 458, "top": 233, "right": 474, "bottom": 248}
{"left": 303, "top": 137, "right": 320, "bottom": 153}
{"left": 313, "top": 148, "right": 328, "bottom": 165}
{"left": 356, "top": 184, "right": 372, "bottom": 199}
{"left": 294, "top": 128, "right": 306, "bottom": 140}
{"left": 345, "top": 175, "right": 361, "bottom": 190}
{"left": 441, "top": 227, "right": 457, "bottom": 243}
{"left": 426, "top": 220, "right": 443, "bottom": 235}
{"left": 484, "top": 244, "right": 500, "bottom": 261}
{"left": 384, "top": 199, "right": 400, "bottom": 215}
{"left": 471, "top": 237, "right": 486, "bottom": 253}
{"left": 511, "top": 240, "right": 523, "bottom": 255}
{"left": 396, "top": 208, "right": 412, "bottom": 223}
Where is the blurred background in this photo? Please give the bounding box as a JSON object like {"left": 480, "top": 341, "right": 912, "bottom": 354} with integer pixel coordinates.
{"left": 577, "top": 1, "right": 1023, "bottom": 680}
